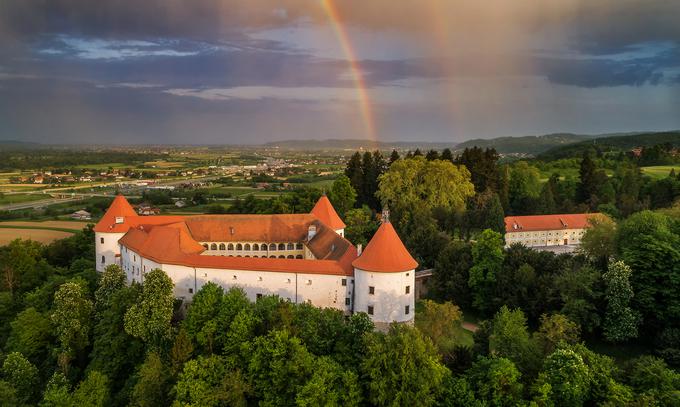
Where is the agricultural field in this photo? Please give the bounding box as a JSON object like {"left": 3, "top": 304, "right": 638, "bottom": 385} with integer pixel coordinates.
{"left": 641, "top": 165, "right": 680, "bottom": 180}
{"left": 0, "top": 228, "right": 73, "bottom": 245}
{"left": 0, "top": 193, "right": 49, "bottom": 205}
{"left": 0, "top": 220, "right": 91, "bottom": 231}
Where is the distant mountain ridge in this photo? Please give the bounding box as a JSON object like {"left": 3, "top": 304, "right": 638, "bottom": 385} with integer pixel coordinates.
{"left": 262, "top": 139, "right": 456, "bottom": 150}
{"left": 537, "top": 130, "right": 680, "bottom": 160}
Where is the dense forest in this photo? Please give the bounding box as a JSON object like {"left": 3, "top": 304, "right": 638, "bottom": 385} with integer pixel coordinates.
{"left": 0, "top": 144, "right": 679, "bottom": 405}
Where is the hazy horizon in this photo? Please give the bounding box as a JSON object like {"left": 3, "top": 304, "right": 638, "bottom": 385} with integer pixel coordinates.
{"left": 1, "top": 1, "right": 680, "bottom": 144}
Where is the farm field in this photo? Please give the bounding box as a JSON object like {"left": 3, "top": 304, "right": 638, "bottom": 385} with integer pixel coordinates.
{"left": 641, "top": 165, "right": 680, "bottom": 179}
{"left": 0, "top": 229, "right": 73, "bottom": 245}
{"left": 0, "top": 220, "right": 90, "bottom": 231}
{"left": 0, "top": 193, "right": 50, "bottom": 205}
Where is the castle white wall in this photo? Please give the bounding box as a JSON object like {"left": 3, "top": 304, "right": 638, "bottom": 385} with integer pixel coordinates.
{"left": 121, "top": 247, "right": 354, "bottom": 313}
{"left": 353, "top": 268, "right": 415, "bottom": 328}
{"left": 505, "top": 228, "right": 587, "bottom": 248}
{"left": 95, "top": 232, "right": 125, "bottom": 272}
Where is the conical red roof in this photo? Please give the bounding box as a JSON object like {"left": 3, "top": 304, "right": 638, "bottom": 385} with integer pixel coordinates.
{"left": 352, "top": 222, "right": 418, "bottom": 273}
{"left": 311, "top": 195, "right": 346, "bottom": 230}
{"left": 94, "top": 195, "right": 138, "bottom": 232}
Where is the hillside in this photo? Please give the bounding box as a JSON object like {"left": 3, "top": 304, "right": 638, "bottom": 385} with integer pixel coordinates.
{"left": 455, "top": 133, "right": 599, "bottom": 155}
{"left": 262, "top": 139, "right": 456, "bottom": 150}
{"left": 537, "top": 130, "right": 680, "bottom": 160}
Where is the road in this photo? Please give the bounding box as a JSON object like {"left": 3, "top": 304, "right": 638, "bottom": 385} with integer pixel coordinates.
{"left": 0, "top": 197, "right": 84, "bottom": 211}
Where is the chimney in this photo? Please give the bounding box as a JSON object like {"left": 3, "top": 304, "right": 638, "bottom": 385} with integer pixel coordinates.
{"left": 357, "top": 244, "right": 362, "bottom": 256}
{"left": 307, "top": 225, "right": 317, "bottom": 240}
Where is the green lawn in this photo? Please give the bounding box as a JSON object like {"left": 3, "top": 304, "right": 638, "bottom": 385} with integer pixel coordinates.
{"left": 641, "top": 165, "right": 680, "bottom": 180}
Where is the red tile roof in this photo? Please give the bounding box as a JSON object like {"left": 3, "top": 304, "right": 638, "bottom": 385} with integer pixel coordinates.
{"left": 504, "top": 213, "right": 602, "bottom": 233}
{"left": 352, "top": 222, "right": 418, "bottom": 273}
{"left": 93, "top": 195, "right": 138, "bottom": 232}
{"left": 311, "top": 195, "right": 346, "bottom": 230}
{"left": 184, "top": 214, "right": 317, "bottom": 242}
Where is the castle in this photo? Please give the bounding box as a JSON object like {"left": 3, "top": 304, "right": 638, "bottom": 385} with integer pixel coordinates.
{"left": 94, "top": 195, "right": 417, "bottom": 328}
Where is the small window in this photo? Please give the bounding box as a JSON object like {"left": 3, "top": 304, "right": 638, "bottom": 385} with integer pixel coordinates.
{"left": 295, "top": 255, "right": 303, "bottom": 259}
{"left": 203, "top": 244, "right": 209, "bottom": 249}
{"left": 101, "top": 255, "right": 105, "bottom": 264}
{"left": 133, "top": 255, "right": 136, "bottom": 262}
{"left": 219, "top": 243, "right": 226, "bottom": 250}
{"left": 232, "top": 275, "right": 237, "bottom": 280}
{"left": 100, "top": 237, "right": 104, "bottom": 244}
{"left": 278, "top": 255, "right": 285, "bottom": 259}
{"left": 236, "top": 243, "right": 243, "bottom": 250}
{"left": 341, "top": 278, "right": 347, "bottom": 286}
{"left": 258, "top": 276, "right": 263, "bottom": 281}
{"left": 369, "top": 286, "right": 375, "bottom": 295}
{"left": 244, "top": 243, "right": 251, "bottom": 251}
{"left": 345, "top": 297, "right": 350, "bottom": 305}
{"left": 253, "top": 244, "right": 260, "bottom": 251}
{"left": 210, "top": 243, "right": 217, "bottom": 250}
{"left": 405, "top": 305, "right": 410, "bottom": 315}
{"left": 405, "top": 285, "right": 410, "bottom": 294}
{"left": 367, "top": 305, "right": 374, "bottom": 315}
{"left": 269, "top": 243, "right": 276, "bottom": 251}
{"left": 287, "top": 255, "right": 294, "bottom": 259}
{"left": 188, "top": 288, "right": 194, "bottom": 294}
{"left": 204, "top": 273, "right": 208, "bottom": 277}
{"left": 287, "top": 243, "right": 294, "bottom": 250}
{"left": 256, "top": 293, "right": 262, "bottom": 299}
{"left": 306, "top": 279, "right": 312, "bottom": 285}
{"left": 406, "top": 272, "right": 409, "bottom": 277}
{"left": 278, "top": 243, "right": 285, "bottom": 250}
{"left": 228, "top": 243, "right": 234, "bottom": 250}
{"left": 296, "top": 243, "right": 303, "bottom": 250}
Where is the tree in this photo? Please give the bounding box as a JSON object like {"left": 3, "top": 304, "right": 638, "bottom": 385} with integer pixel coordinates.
{"left": 533, "top": 313, "right": 580, "bottom": 356}
{"left": 51, "top": 281, "right": 93, "bottom": 370}
{"left": 415, "top": 300, "right": 463, "bottom": 360}
{"left": 441, "top": 148, "right": 454, "bottom": 162}
{"left": 535, "top": 347, "right": 592, "bottom": 407}
{"left": 295, "top": 356, "right": 362, "bottom": 407}
{"left": 5, "top": 307, "right": 51, "bottom": 365}
{"left": 554, "top": 265, "right": 602, "bottom": 335}
{"left": 508, "top": 161, "right": 541, "bottom": 214}
{"left": 577, "top": 151, "right": 599, "bottom": 206}
{"left": 377, "top": 156, "right": 474, "bottom": 227}
{"left": 183, "top": 282, "right": 224, "bottom": 354}
{"left": 626, "top": 356, "right": 680, "bottom": 403}
{"left": 124, "top": 269, "right": 174, "bottom": 348}
{"left": 71, "top": 371, "right": 110, "bottom": 407}
{"left": 344, "top": 206, "right": 379, "bottom": 246}
{"left": 468, "top": 230, "right": 504, "bottom": 313}
{"left": 488, "top": 306, "right": 539, "bottom": 376}
{"left": 616, "top": 211, "right": 680, "bottom": 330}
{"left": 432, "top": 241, "right": 474, "bottom": 308}
{"left": 174, "top": 355, "right": 251, "bottom": 407}
{"left": 455, "top": 147, "right": 499, "bottom": 193}
{"left": 130, "top": 352, "right": 171, "bottom": 407}
{"left": 247, "top": 330, "right": 315, "bottom": 406}
{"left": 327, "top": 175, "right": 357, "bottom": 218}
{"left": 466, "top": 190, "right": 505, "bottom": 238}
{"left": 1, "top": 352, "right": 39, "bottom": 405}
{"left": 344, "top": 152, "right": 364, "bottom": 204}
{"left": 602, "top": 260, "right": 641, "bottom": 342}
{"left": 579, "top": 215, "right": 617, "bottom": 267}
{"left": 40, "top": 372, "right": 72, "bottom": 407}
{"left": 170, "top": 328, "right": 194, "bottom": 374}
{"left": 426, "top": 149, "right": 440, "bottom": 161}
{"left": 389, "top": 149, "right": 400, "bottom": 164}
{"left": 361, "top": 325, "right": 447, "bottom": 406}
{"left": 466, "top": 356, "right": 523, "bottom": 406}
{"left": 94, "top": 264, "right": 126, "bottom": 311}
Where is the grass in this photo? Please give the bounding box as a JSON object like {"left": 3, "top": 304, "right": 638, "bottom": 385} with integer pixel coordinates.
{"left": 0, "top": 193, "right": 50, "bottom": 205}
{"left": 0, "top": 225, "right": 78, "bottom": 233}
{"left": 641, "top": 165, "right": 680, "bottom": 180}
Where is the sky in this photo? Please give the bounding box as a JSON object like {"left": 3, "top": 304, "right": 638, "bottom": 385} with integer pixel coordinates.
{"left": 0, "top": 0, "right": 679, "bottom": 144}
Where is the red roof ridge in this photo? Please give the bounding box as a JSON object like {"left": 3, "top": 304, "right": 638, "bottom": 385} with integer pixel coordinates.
{"left": 352, "top": 221, "right": 417, "bottom": 273}
{"left": 504, "top": 213, "right": 603, "bottom": 233}
{"left": 311, "top": 195, "right": 346, "bottom": 230}
{"left": 94, "top": 195, "right": 138, "bottom": 232}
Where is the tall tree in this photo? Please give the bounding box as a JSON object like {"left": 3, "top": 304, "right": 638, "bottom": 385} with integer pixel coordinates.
{"left": 124, "top": 269, "right": 174, "bottom": 349}
{"left": 51, "top": 281, "right": 93, "bottom": 371}
{"left": 130, "top": 352, "right": 171, "bottom": 407}
{"left": 441, "top": 148, "right": 454, "bottom": 162}
{"left": 344, "top": 206, "right": 379, "bottom": 247}
{"left": 327, "top": 175, "right": 357, "bottom": 218}
{"left": 295, "top": 356, "right": 362, "bottom": 407}
{"left": 1, "top": 352, "right": 39, "bottom": 405}
{"left": 602, "top": 260, "right": 641, "bottom": 342}
{"left": 344, "top": 152, "right": 363, "bottom": 204}
{"left": 466, "top": 356, "right": 523, "bottom": 406}
{"left": 508, "top": 161, "right": 541, "bottom": 214}
{"left": 389, "top": 149, "right": 400, "bottom": 164}
{"left": 425, "top": 149, "right": 440, "bottom": 161}
{"left": 468, "top": 230, "right": 504, "bottom": 313}
{"left": 534, "top": 347, "right": 591, "bottom": 407}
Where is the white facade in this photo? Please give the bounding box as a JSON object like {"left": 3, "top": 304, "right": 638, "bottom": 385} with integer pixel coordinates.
{"left": 119, "top": 244, "right": 354, "bottom": 313}
{"left": 95, "top": 231, "right": 126, "bottom": 272}
{"left": 505, "top": 228, "right": 587, "bottom": 248}
{"left": 353, "top": 267, "right": 415, "bottom": 330}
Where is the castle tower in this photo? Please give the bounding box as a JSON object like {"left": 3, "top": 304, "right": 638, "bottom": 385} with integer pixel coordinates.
{"left": 94, "top": 195, "right": 137, "bottom": 272}
{"left": 310, "top": 195, "right": 346, "bottom": 237}
{"left": 352, "top": 217, "right": 418, "bottom": 330}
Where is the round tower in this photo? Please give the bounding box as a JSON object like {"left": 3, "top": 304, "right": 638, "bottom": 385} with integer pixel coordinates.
{"left": 352, "top": 219, "right": 418, "bottom": 331}
{"left": 94, "top": 195, "right": 138, "bottom": 272}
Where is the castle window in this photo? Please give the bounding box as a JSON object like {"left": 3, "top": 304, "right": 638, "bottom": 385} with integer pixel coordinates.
{"left": 219, "top": 243, "right": 226, "bottom": 250}
{"left": 203, "top": 244, "right": 209, "bottom": 249}
{"left": 369, "top": 286, "right": 375, "bottom": 295}
{"left": 405, "top": 305, "right": 410, "bottom": 315}
{"left": 345, "top": 297, "right": 350, "bottom": 305}
{"left": 278, "top": 255, "right": 285, "bottom": 259}
{"left": 270, "top": 255, "right": 276, "bottom": 258}
{"left": 306, "top": 279, "right": 312, "bottom": 285}
{"left": 256, "top": 293, "right": 263, "bottom": 299}
{"left": 236, "top": 243, "right": 243, "bottom": 250}
{"left": 244, "top": 243, "right": 251, "bottom": 251}
{"left": 100, "top": 237, "right": 104, "bottom": 244}
{"left": 228, "top": 243, "right": 234, "bottom": 250}
{"left": 269, "top": 243, "right": 276, "bottom": 251}
{"left": 232, "top": 275, "right": 237, "bottom": 280}
{"left": 188, "top": 288, "right": 193, "bottom": 294}
{"left": 295, "top": 255, "right": 303, "bottom": 259}
{"left": 210, "top": 243, "right": 217, "bottom": 250}
{"left": 342, "top": 279, "right": 347, "bottom": 286}
{"left": 405, "top": 286, "right": 410, "bottom": 294}
{"left": 296, "top": 243, "right": 303, "bottom": 250}
{"left": 253, "top": 244, "right": 259, "bottom": 251}
{"left": 287, "top": 255, "right": 294, "bottom": 259}
{"left": 101, "top": 255, "right": 105, "bottom": 264}
{"left": 258, "top": 276, "right": 263, "bottom": 281}
{"left": 287, "top": 243, "right": 294, "bottom": 250}
{"left": 278, "top": 243, "right": 285, "bottom": 250}
{"left": 367, "top": 305, "right": 374, "bottom": 315}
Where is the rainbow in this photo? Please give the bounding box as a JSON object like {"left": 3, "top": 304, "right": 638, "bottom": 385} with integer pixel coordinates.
{"left": 320, "top": 0, "right": 377, "bottom": 141}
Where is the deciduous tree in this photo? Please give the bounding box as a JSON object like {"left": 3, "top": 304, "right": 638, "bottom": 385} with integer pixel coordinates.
{"left": 124, "top": 269, "right": 174, "bottom": 349}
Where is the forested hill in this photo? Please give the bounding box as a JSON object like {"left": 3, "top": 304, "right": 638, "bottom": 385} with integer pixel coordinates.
{"left": 262, "top": 139, "right": 455, "bottom": 150}
{"left": 537, "top": 130, "right": 680, "bottom": 160}
{"left": 455, "top": 133, "right": 597, "bottom": 155}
